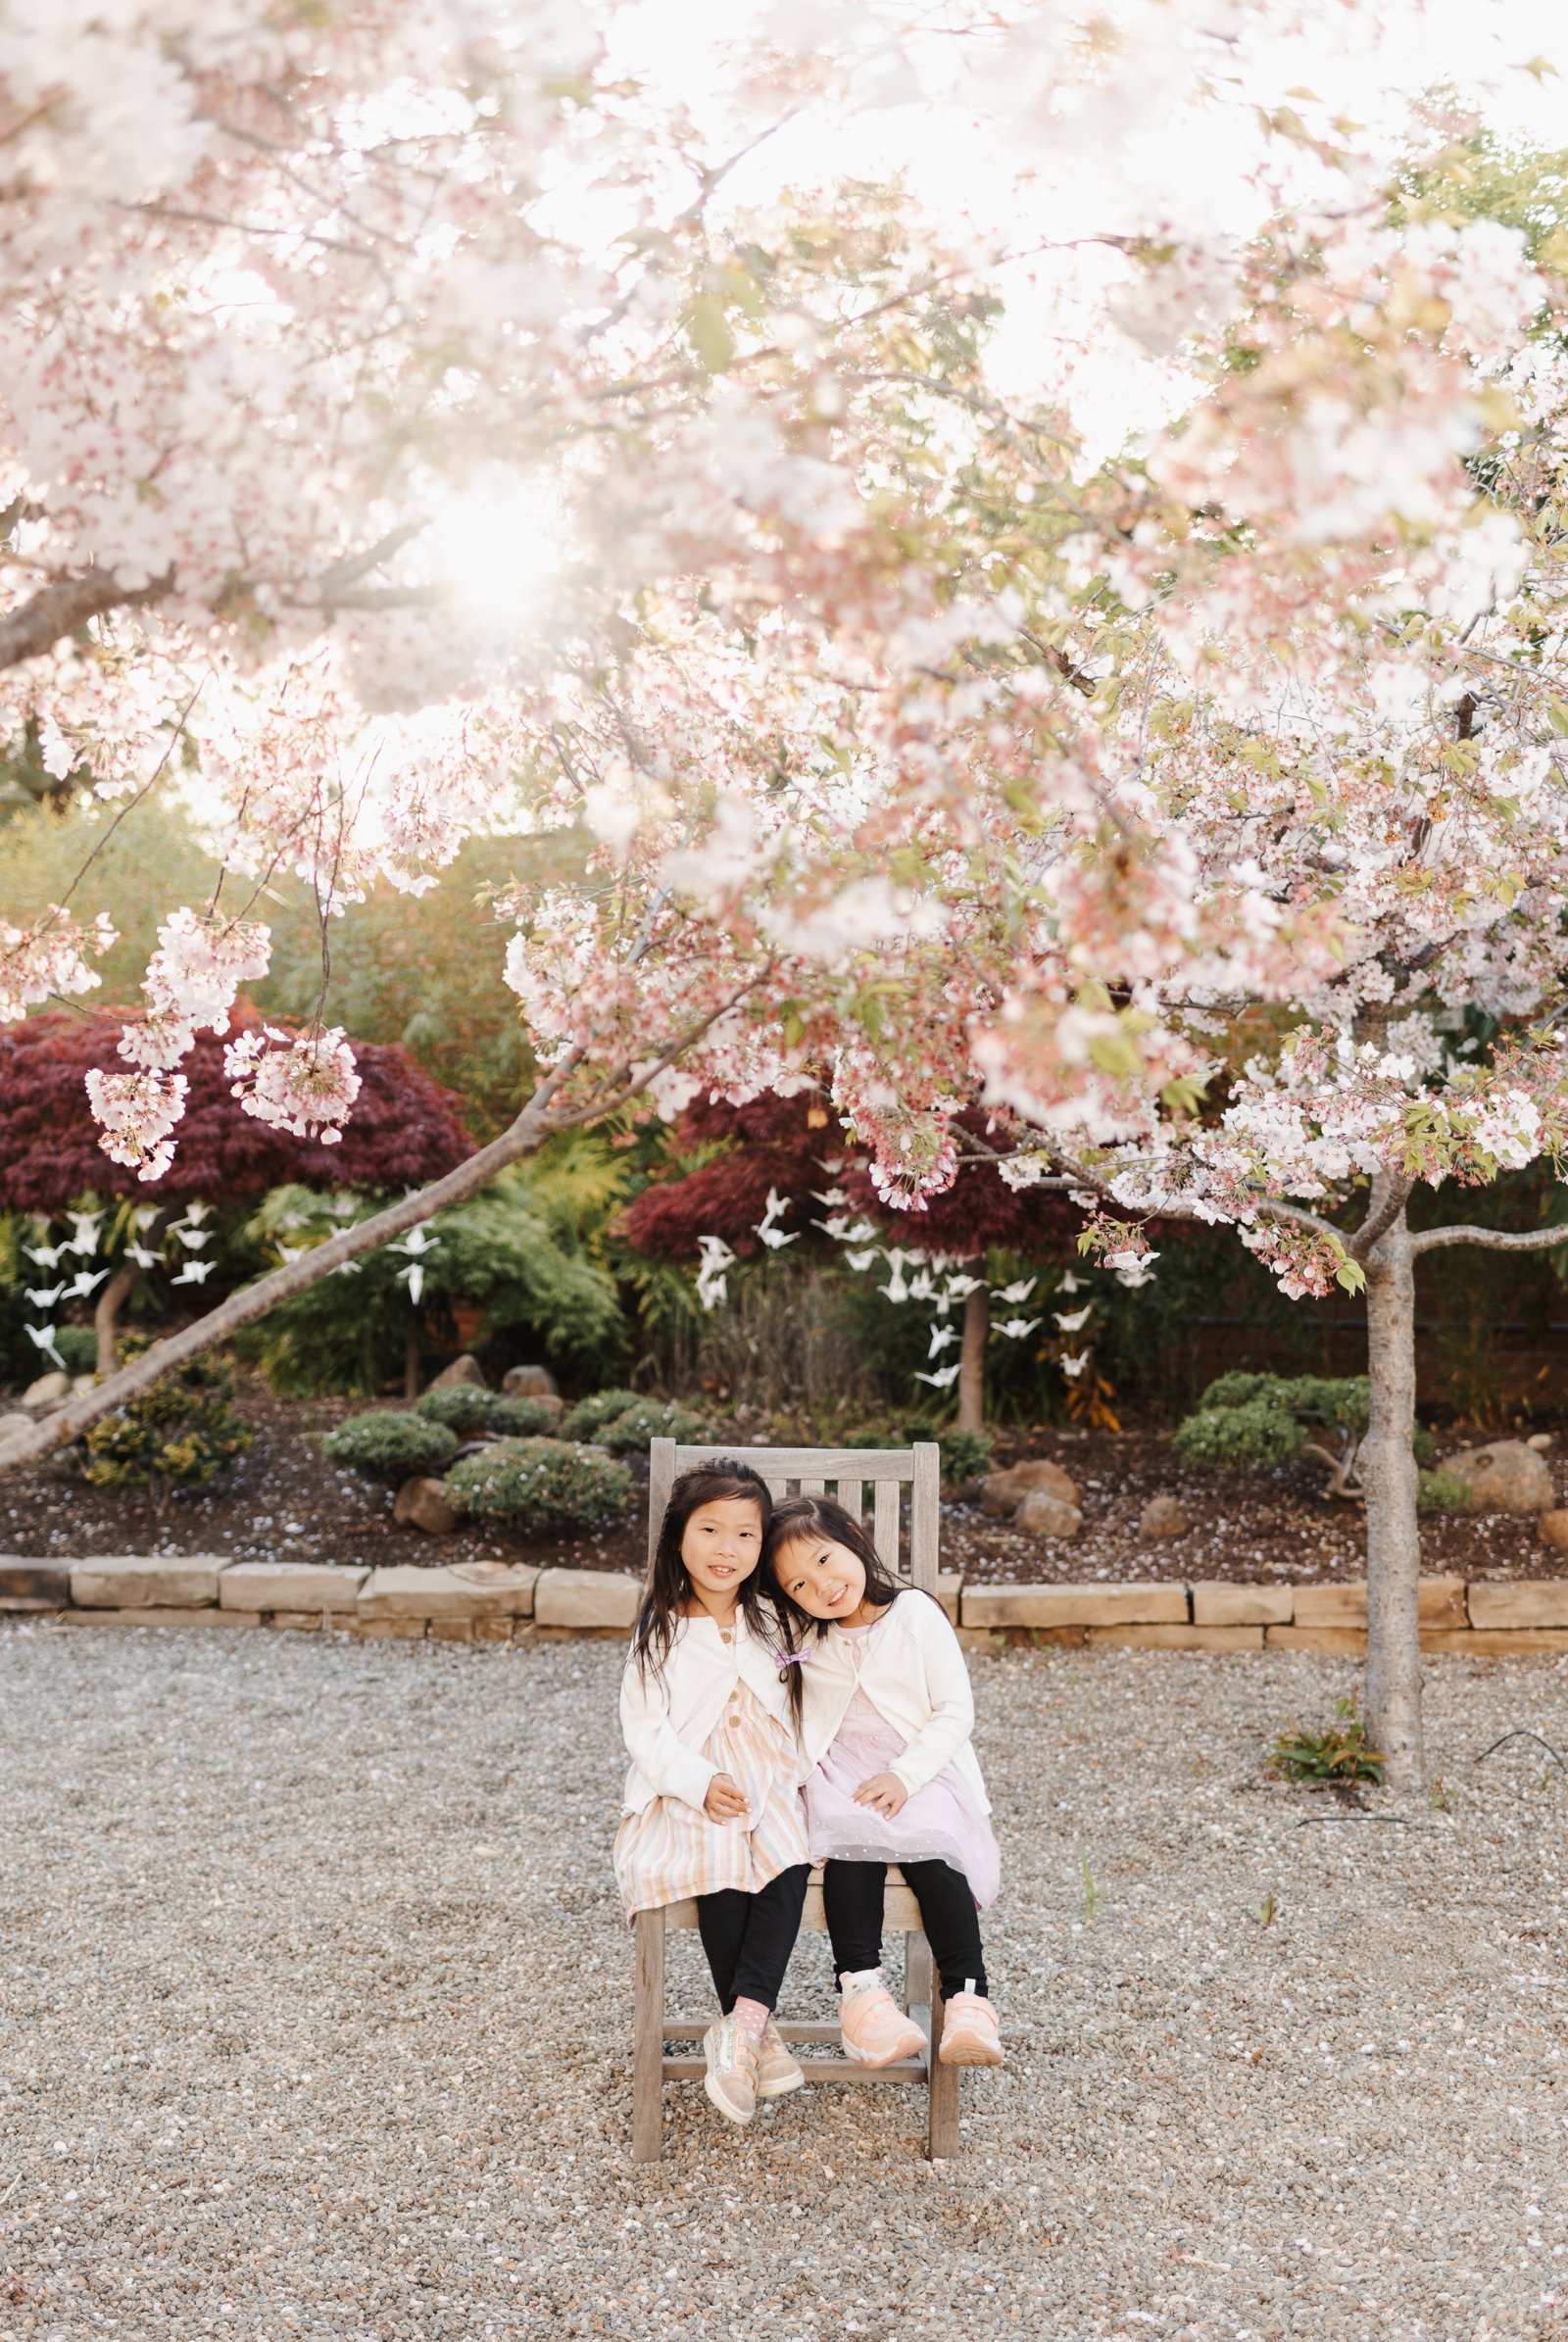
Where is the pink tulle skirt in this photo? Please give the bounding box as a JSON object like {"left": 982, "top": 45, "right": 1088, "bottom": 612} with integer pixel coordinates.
{"left": 802, "top": 1703, "right": 1000, "bottom": 1910}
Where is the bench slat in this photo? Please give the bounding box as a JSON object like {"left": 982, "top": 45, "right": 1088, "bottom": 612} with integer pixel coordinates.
{"left": 661, "top": 1880, "right": 920, "bottom": 1931}
{"left": 662, "top": 2053, "right": 928, "bottom": 2085}
{"left": 670, "top": 1443, "right": 917, "bottom": 1482}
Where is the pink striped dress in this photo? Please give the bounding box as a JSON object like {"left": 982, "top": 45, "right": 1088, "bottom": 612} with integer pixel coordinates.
{"left": 613, "top": 1676, "right": 808, "bottom": 1919}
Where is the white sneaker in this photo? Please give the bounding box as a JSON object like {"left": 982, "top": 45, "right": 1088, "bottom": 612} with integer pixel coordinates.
{"left": 703, "top": 2015, "right": 760, "bottom": 2124}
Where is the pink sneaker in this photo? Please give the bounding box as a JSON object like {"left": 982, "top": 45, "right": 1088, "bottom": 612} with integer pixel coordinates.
{"left": 757, "top": 2018, "right": 805, "bottom": 2100}
{"left": 938, "top": 1986, "right": 1004, "bottom": 2068}
{"left": 838, "top": 1970, "right": 928, "bottom": 2069}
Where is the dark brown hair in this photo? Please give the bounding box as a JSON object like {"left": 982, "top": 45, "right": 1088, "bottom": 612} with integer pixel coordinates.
{"left": 633, "top": 1460, "right": 775, "bottom": 1679}
{"left": 761, "top": 1492, "right": 908, "bottom": 1719}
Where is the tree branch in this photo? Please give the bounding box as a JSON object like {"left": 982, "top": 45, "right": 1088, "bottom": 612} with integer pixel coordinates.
{"left": 1348, "top": 1174, "right": 1414, "bottom": 1262}
{"left": 0, "top": 568, "right": 172, "bottom": 670}
{"left": 1409, "top": 1222, "right": 1568, "bottom": 1257}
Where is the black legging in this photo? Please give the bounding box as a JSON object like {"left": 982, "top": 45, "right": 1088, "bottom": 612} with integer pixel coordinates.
{"left": 696, "top": 1864, "right": 810, "bottom": 2014}
{"left": 822, "top": 1858, "right": 988, "bottom": 2001}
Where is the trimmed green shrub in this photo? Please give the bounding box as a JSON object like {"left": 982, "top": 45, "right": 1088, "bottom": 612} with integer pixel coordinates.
{"left": 414, "top": 1386, "right": 559, "bottom": 1438}
{"left": 1173, "top": 1372, "right": 1436, "bottom": 1501}
{"left": 559, "top": 1387, "right": 644, "bottom": 1441}
{"left": 933, "top": 1429, "right": 996, "bottom": 1487}
{"left": 321, "top": 1411, "right": 458, "bottom": 1482}
{"left": 55, "top": 1325, "right": 98, "bottom": 1377}
{"left": 445, "top": 1437, "right": 632, "bottom": 1528}
{"left": 82, "top": 1351, "right": 252, "bottom": 1506}
{"left": 598, "top": 1398, "right": 713, "bottom": 1456}
{"left": 1418, "top": 1467, "right": 1471, "bottom": 1512}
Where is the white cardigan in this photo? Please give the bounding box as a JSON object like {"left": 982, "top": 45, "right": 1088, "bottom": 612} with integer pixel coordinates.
{"left": 794, "top": 1589, "right": 990, "bottom": 1812}
{"left": 619, "top": 1610, "right": 794, "bottom": 1816}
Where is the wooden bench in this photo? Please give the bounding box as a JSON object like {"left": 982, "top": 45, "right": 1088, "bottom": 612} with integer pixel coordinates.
{"left": 631, "top": 1438, "right": 962, "bottom": 2161}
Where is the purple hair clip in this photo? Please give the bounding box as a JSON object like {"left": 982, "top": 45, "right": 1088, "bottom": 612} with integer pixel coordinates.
{"left": 777, "top": 1649, "right": 813, "bottom": 1670}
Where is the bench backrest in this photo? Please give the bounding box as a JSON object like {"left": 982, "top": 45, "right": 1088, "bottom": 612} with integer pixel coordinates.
{"left": 646, "top": 1439, "right": 941, "bottom": 1596}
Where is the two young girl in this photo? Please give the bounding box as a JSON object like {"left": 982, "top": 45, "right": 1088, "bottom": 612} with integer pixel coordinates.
{"left": 613, "top": 1461, "right": 1003, "bottom": 2128}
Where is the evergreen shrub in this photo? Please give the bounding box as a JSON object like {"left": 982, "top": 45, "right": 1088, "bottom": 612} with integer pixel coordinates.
{"left": 82, "top": 1349, "right": 253, "bottom": 1504}
{"left": 559, "top": 1388, "right": 644, "bottom": 1440}
{"left": 321, "top": 1411, "right": 459, "bottom": 1481}
{"left": 597, "top": 1397, "right": 713, "bottom": 1455}
{"left": 414, "top": 1386, "right": 558, "bottom": 1438}
{"left": 444, "top": 1437, "right": 632, "bottom": 1528}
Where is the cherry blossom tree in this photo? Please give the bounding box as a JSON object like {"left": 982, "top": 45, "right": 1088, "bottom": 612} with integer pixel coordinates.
{"left": 0, "top": 4, "right": 1564, "bottom": 1807}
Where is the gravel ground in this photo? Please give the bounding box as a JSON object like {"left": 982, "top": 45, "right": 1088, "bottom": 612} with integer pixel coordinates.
{"left": 3, "top": 1627, "right": 1568, "bottom": 2342}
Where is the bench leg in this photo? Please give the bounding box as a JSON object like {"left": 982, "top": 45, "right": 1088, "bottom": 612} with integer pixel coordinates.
{"left": 904, "top": 1928, "right": 931, "bottom": 2023}
{"left": 632, "top": 1908, "right": 666, "bottom": 2164}
{"left": 926, "top": 1976, "right": 961, "bottom": 2158}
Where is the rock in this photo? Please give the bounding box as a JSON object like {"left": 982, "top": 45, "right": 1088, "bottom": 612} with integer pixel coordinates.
{"left": 424, "top": 1354, "right": 486, "bottom": 1392}
{"left": 0, "top": 1409, "right": 33, "bottom": 1443}
{"left": 963, "top": 1582, "right": 1185, "bottom": 1628}
{"left": 527, "top": 1392, "right": 565, "bottom": 1425}
{"left": 1012, "top": 1489, "right": 1083, "bottom": 1539}
{"left": 70, "top": 1554, "right": 221, "bottom": 1608}
{"left": 1529, "top": 1432, "right": 1556, "bottom": 1451}
{"left": 359, "top": 1562, "right": 539, "bottom": 1621}
{"left": 1137, "top": 1494, "right": 1190, "bottom": 1541}
{"left": 1472, "top": 1575, "right": 1568, "bottom": 1625}
{"left": 219, "top": 1563, "right": 367, "bottom": 1612}
{"left": 503, "top": 1364, "right": 559, "bottom": 1399}
{"left": 532, "top": 1569, "right": 641, "bottom": 1630}
{"left": 1538, "top": 1509, "right": 1568, "bottom": 1553}
{"left": 393, "top": 1476, "right": 462, "bottom": 1536}
{"left": 980, "top": 1458, "right": 1080, "bottom": 1517}
{"left": 1441, "top": 1439, "right": 1554, "bottom": 1517}
{"left": 21, "top": 1370, "right": 71, "bottom": 1412}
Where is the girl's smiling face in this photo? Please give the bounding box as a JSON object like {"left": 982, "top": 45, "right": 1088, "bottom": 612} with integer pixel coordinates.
{"left": 679, "top": 1496, "right": 763, "bottom": 1615}
{"left": 771, "top": 1534, "right": 873, "bottom": 1626}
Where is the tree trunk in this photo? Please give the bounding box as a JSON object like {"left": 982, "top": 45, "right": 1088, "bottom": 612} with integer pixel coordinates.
{"left": 956, "top": 1275, "right": 988, "bottom": 1435}
{"left": 1361, "top": 1197, "right": 1424, "bottom": 1793}
{"left": 404, "top": 1307, "right": 421, "bottom": 1401}
{"left": 94, "top": 1260, "right": 143, "bottom": 1379}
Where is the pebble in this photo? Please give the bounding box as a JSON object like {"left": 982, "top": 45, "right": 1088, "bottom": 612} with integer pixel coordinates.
{"left": 2, "top": 1625, "right": 1566, "bottom": 2339}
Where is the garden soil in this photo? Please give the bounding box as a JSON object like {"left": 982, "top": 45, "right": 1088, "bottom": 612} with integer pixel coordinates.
{"left": 2, "top": 1381, "right": 1561, "bottom": 1586}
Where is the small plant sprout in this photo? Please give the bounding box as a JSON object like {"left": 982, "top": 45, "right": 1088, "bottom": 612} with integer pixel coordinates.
{"left": 1249, "top": 1894, "right": 1276, "bottom": 1928}
{"left": 1267, "top": 1696, "right": 1386, "bottom": 1788}
{"left": 1081, "top": 1855, "right": 1104, "bottom": 1927}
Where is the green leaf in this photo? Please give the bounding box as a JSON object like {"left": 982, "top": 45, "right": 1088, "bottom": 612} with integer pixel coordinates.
{"left": 688, "top": 296, "right": 735, "bottom": 373}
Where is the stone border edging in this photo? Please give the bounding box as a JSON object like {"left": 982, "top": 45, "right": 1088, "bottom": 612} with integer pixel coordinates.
{"left": 3, "top": 1557, "right": 1568, "bottom": 1654}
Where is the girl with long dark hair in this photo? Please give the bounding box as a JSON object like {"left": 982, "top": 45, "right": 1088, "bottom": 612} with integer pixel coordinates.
{"left": 614, "top": 1460, "right": 810, "bottom": 2126}
{"left": 762, "top": 1491, "right": 1003, "bottom": 2072}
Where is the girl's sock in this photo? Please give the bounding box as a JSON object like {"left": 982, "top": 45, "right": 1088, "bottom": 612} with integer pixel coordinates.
{"left": 732, "top": 1997, "right": 770, "bottom": 2040}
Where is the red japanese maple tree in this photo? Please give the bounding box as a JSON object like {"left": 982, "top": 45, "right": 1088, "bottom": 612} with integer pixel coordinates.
{"left": 618, "top": 1091, "right": 1080, "bottom": 1428}
{"left": 0, "top": 1006, "right": 471, "bottom": 1371}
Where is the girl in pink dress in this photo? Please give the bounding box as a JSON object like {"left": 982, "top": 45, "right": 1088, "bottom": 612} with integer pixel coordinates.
{"left": 763, "top": 1492, "right": 1004, "bottom": 2072}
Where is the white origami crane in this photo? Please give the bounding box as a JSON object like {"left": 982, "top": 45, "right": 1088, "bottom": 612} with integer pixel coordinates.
{"left": 181, "top": 1200, "right": 213, "bottom": 1223}
{"left": 845, "top": 1247, "right": 878, "bottom": 1272}
{"left": 24, "top": 1324, "right": 66, "bottom": 1367}
{"left": 997, "top": 1277, "right": 1038, "bottom": 1304}
{"left": 1059, "top": 1350, "right": 1090, "bottom": 1380}
{"left": 67, "top": 1210, "right": 103, "bottom": 1256}
{"left": 396, "top": 1263, "right": 426, "bottom": 1305}
{"left": 63, "top": 1268, "right": 109, "bottom": 1300}
{"left": 927, "top": 1323, "right": 959, "bottom": 1356}
{"left": 755, "top": 1187, "right": 800, "bottom": 1250}
{"left": 1054, "top": 1303, "right": 1093, "bottom": 1333}
{"left": 913, "top": 1362, "right": 961, "bottom": 1389}
{"left": 172, "top": 1226, "right": 213, "bottom": 1249}
{"left": 810, "top": 1188, "right": 849, "bottom": 1208}
{"left": 274, "top": 1242, "right": 310, "bottom": 1266}
{"left": 25, "top": 1284, "right": 65, "bottom": 1310}
{"left": 172, "top": 1259, "right": 216, "bottom": 1287}
{"left": 696, "top": 1233, "right": 734, "bottom": 1310}
{"left": 997, "top": 1317, "right": 1041, "bottom": 1341}
{"left": 125, "top": 1242, "right": 162, "bottom": 1270}
{"left": 944, "top": 1273, "right": 983, "bottom": 1299}
{"left": 129, "top": 1205, "right": 161, "bottom": 1232}
{"left": 1056, "top": 1269, "right": 1084, "bottom": 1294}
{"left": 23, "top": 1243, "right": 64, "bottom": 1268}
